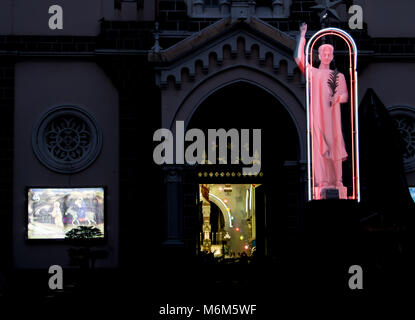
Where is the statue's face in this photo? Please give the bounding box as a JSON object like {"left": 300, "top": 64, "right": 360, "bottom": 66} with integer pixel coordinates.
{"left": 319, "top": 48, "right": 333, "bottom": 65}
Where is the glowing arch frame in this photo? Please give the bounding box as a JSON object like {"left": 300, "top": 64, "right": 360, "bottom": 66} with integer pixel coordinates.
{"left": 305, "top": 28, "right": 360, "bottom": 202}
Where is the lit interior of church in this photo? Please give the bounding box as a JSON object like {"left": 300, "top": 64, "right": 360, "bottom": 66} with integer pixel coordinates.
{"left": 199, "top": 184, "right": 260, "bottom": 258}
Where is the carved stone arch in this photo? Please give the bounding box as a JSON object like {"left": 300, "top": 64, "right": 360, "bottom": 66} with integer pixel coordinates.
{"left": 156, "top": 28, "right": 298, "bottom": 87}
{"left": 152, "top": 17, "right": 308, "bottom": 248}
{"left": 167, "top": 64, "right": 307, "bottom": 162}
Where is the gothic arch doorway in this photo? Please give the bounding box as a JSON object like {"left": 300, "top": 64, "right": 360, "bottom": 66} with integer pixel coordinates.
{"left": 169, "top": 67, "right": 307, "bottom": 162}
{"left": 185, "top": 81, "right": 304, "bottom": 260}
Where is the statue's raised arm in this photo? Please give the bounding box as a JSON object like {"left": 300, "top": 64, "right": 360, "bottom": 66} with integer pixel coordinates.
{"left": 294, "top": 23, "right": 307, "bottom": 74}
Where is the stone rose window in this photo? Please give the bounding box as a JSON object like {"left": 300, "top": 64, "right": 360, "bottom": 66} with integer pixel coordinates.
{"left": 32, "top": 106, "right": 102, "bottom": 174}
{"left": 389, "top": 106, "right": 415, "bottom": 173}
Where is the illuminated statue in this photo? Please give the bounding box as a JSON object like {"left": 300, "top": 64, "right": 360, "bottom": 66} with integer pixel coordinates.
{"left": 294, "top": 23, "right": 348, "bottom": 199}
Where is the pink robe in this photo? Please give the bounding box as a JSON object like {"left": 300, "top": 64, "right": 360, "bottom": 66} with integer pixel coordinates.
{"left": 310, "top": 67, "right": 348, "bottom": 186}
{"left": 295, "top": 37, "right": 348, "bottom": 188}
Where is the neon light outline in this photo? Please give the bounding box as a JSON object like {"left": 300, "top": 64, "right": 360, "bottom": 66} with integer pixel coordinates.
{"left": 305, "top": 27, "right": 360, "bottom": 202}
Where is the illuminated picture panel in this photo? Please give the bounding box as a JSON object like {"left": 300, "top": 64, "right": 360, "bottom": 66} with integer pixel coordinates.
{"left": 296, "top": 27, "right": 360, "bottom": 201}
{"left": 27, "top": 187, "right": 105, "bottom": 239}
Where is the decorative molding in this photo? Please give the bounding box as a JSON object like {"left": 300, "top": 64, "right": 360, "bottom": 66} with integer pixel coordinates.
{"left": 187, "top": 0, "right": 291, "bottom": 19}
{"left": 155, "top": 29, "right": 297, "bottom": 88}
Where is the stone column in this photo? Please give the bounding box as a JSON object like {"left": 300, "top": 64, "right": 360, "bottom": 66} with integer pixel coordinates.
{"left": 219, "top": 0, "right": 231, "bottom": 16}
{"left": 248, "top": 1, "right": 256, "bottom": 16}
{"left": 163, "top": 167, "right": 184, "bottom": 247}
{"left": 202, "top": 201, "right": 212, "bottom": 251}
{"left": 193, "top": 0, "right": 204, "bottom": 16}
{"left": 272, "top": 0, "right": 283, "bottom": 16}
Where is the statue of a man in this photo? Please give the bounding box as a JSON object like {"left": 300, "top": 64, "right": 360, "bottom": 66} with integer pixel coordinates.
{"left": 294, "top": 23, "right": 349, "bottom": 199}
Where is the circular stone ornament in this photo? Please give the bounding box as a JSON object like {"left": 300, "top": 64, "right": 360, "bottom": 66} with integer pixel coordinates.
{"left": 32, "top": 106, "right": 102, "bottom": 173}
{"left": 389, "top": 106, "right": 415, "bottom": 173}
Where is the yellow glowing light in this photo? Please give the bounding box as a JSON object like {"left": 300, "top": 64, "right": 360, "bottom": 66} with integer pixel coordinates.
{"left": 240, "top": 235, "right": 244, "bottom": 240}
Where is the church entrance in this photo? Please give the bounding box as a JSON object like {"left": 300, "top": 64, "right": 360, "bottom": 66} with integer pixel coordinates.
{"left": 184, "top": 81, "right": 303, "bottom": 261}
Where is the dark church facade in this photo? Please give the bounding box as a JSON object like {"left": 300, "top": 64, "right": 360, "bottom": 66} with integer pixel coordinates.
{"left": 1, "top": 0, "right": 415, "bottom": 302}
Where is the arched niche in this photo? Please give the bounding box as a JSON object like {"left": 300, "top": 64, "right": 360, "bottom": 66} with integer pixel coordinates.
{"left": 305, "top": 28, "right": 360, "bottom": 201}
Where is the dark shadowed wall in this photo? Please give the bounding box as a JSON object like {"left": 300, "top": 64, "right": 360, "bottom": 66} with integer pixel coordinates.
{"left": 13, "top": 60, "right": 119, "bottom": 269}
